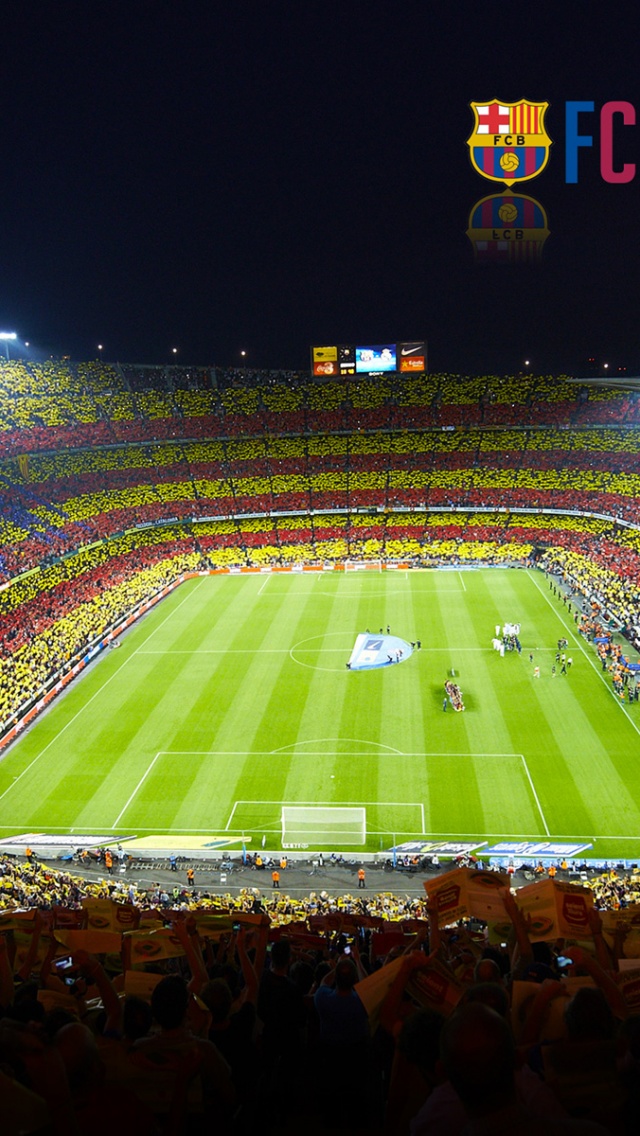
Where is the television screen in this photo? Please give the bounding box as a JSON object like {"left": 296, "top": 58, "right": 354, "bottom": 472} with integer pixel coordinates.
{"left": 355, "top": 344, "right": 397, "bottom": 373}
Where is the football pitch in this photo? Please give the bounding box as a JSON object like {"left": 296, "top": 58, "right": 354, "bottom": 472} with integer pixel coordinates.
{"left": 1, "top": 567, "right": 640, "bottom": 860}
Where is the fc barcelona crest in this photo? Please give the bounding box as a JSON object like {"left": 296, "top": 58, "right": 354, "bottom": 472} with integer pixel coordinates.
{"left": 467, "top": 100, "right": 552, "bottom": 186}
{"left": 466, "top": 192, "right": 550, "bottom": 263}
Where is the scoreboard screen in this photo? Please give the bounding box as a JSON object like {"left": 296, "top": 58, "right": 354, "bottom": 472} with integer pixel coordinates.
{"left": 355, "top": 344, "right": 396, "bottom": 373}
{"left": 311, "top": 341, "right": 426, "bottom": 377}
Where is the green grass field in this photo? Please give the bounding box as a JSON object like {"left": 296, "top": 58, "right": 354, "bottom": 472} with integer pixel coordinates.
{"left": 1, "top": 567, "right": 640, "bottom": 859}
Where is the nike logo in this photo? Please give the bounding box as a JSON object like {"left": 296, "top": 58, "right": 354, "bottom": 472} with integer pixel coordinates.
{"left": 401, "top": 345, "right": 423, "bottom": 356}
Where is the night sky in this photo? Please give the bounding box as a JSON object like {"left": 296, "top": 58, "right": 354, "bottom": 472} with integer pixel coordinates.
{"left": 1, "top": 1, "right": 640, "bottom": 373}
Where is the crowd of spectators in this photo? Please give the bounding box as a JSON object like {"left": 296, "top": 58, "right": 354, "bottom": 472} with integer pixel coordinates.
{"left": 5, "top": 422, "right": 640, "bottom": 581}
{"left": 2, "top": 361, "right": 640, "bottom": 459}
{"left": 1, "top": 853, "right": 640, "bottom": 1132}
{"left": 0, "top": 545, "right": 204, "bottom": 727}
{"left": 4, "top": 506, "right": 640, "bottom": 730}
{"left": 2, "top": 363, "right": 640, "bottom": 764}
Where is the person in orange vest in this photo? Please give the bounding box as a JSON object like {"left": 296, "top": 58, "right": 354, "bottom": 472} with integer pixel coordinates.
{"left": 187, "top": 867, "right": 195, "bottom": 887}
{"left": 548, "top": 863, "right": 557, "bottom": 879}
{"left": 25, "top": 846, "right": 33, "bottom": 864}
{"left": 105, "top": 850, "right": 113, "bottom": 875}
{"left": 272, "top": 869, "right": 280, "bottom": 889}
{"left": 358, "top": 867, "right": 366, "bottom": 889}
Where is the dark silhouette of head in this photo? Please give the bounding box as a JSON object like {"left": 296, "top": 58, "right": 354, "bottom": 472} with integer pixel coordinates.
{"left": 151, "top": 975, "right": 189, "bottom": 1030}
{"left": 335, "top": 958, "right": 358, "bottom": 991}
{"left": 440, "top": 1002, "right": 516, "bottom": 1117}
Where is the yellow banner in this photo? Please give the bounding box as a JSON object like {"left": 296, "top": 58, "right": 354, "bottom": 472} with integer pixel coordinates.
{"left": 601, "top": 906, "right": 640, "bottom": 958}
{"left": 55, "top": 929, "right": 122, "bottom": 954}
{"left": 82, "top": 898, "right": 140, "bottom": 932}
{"left": 12, "top": 930, "right": 51, "bottom": 974}
{"left": 124, "top": 970, "right": 165, "bottom": 1001}
{"left": 124, "top": 928, "right": 186, "bottom": 965}
{"left": 0, "top": 909, "right": 37, "bottom": 933}
{"left": 515, "top": 878, "right": 594, "bottom": 941}
{"left": 424, "top": 868, "right": 510, "bottom": 927}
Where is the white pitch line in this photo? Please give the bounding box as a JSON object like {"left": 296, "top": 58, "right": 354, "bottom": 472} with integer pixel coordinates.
{"left": 458, "top": 571, "right": 467, "bottom": 593}
{"left": 271, "top": 737, "right": 403, "bottom": 754}
{"left": 420, "top": 803, "right": 426, "bottom": 834}
{"left": 225, "top": 801, "right": 240, "bottom": 832}
{"left": 0, "top": 581, "right": 205, "bottom": 805}
{"left": 528, "top": 570, "right": 640, "bottom": 742}
{"left": 257, "top": 574, "right": 271, "bottom": 596}
{"left": 228, "top": 798, "right": 425, "bottom": 806}
{"left": 111, "top": 753, "right": 161, "bottom": 829}
{"left": 0, "top": 825, "right": 622, "bottom": 842}
{"left": 254, "top": 589, "right": 462, "bottom": 598}
{"left": 520, "top": 755, "right": 550, "bottom": 836}
{"left": 137, "top": 646, "right": 496, "bottom": 656}
{"left": 151, "top": 749, "right": 522, "bottom": 758}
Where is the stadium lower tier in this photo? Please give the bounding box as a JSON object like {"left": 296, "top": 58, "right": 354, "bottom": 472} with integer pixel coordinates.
{"left": 0, "top": 511, "right": 639, "bottom": 733}
{"left": 6, "top": 423, "right": 640, "bottom": 578}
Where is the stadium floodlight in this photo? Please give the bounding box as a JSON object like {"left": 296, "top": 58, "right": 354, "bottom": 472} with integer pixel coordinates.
{"left": 0, "top": 331, "right": 17, "bottom": 360}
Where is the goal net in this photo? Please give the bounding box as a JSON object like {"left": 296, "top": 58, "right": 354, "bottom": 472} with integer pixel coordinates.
{"left": 281, "top": 806, "right": 367, "bottom": 846}
{"left": 344, "top": 559, "right": 382, "bottom": 572}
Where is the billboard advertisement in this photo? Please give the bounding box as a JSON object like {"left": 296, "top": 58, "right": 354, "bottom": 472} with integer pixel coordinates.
{"left": 311, "top": 342, "right": 426, "bottom": 377}
{"left": 312, "top": 345, "right": 339, "bottom": 376}
{"left": 398, "top": 341, "right": 427, "bottom": 371}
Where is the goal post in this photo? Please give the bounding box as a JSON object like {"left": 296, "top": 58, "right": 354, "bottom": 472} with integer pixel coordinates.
{"left": 281, "top": 806, "right": 367, "bottom": 847}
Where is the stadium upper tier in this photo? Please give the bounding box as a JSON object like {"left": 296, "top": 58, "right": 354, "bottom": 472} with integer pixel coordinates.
{"left": 2, "top": 360, "right": 640, "bottom": 731}
{"left": 0, "top": 360, "right": 638, "bottom": 457}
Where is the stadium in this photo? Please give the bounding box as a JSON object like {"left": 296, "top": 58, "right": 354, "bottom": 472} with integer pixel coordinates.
{"left": 1, "top": 358, "right": 640, "bottom": 868}
{"left": 5, "top": 2, "right": 640, "bottom": 1129}
{"left": 4, "top": 356, "right": 640, "bottom": 1132}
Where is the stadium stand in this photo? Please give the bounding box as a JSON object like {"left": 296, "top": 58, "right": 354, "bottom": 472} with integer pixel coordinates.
{"left": 3, "top": 361, "right": 640, "bottom": 1129}
{"left": 3, "top": 363, "right": 640, "bottom": 725}
{"left": 0, "top": 852, "right": 639, "bottom": 1133}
